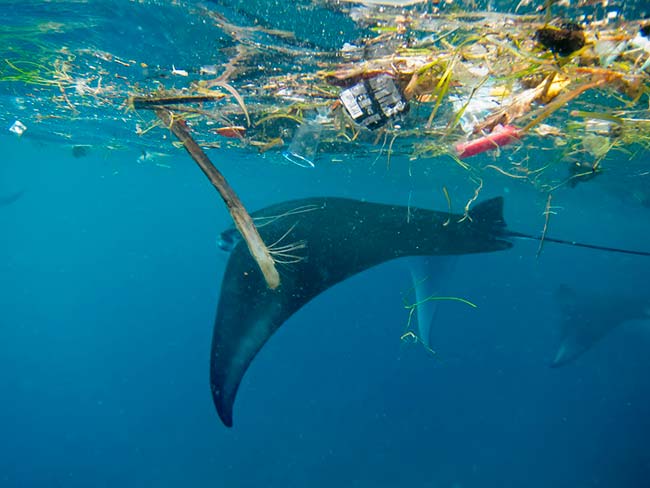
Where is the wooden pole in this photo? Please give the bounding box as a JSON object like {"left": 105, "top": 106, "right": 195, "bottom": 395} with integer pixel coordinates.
{"left": 154, "top": 107, "right": 280, "bottom": 290}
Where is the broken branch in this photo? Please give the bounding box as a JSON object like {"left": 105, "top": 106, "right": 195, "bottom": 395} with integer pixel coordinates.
{"left": 154, "top": 107, "right": 280, "bottom": 289}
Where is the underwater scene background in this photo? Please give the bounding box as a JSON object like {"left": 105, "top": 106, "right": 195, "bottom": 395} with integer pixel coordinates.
{"left": 1, "top": 1, "right": 650, "bottom": 487}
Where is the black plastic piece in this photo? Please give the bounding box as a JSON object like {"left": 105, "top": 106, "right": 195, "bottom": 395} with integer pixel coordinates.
{"left": 339, "top": 74, "right": 408, "bottom": 130}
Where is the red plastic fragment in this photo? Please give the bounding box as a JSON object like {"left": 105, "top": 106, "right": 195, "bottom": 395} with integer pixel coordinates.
{"left": 212, "top": 126, "right": 246, "bottom": 138}
{"left": 455, "top": 124, "right": 521, "bottom": 159}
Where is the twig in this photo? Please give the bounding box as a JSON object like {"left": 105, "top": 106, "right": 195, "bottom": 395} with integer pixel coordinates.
{"left": 400, "top": 329, "right": 436, "bottom": 356}
{"left": 155, "top": 108, "right": 280, "bottom": 289}
{"left": 442, "top": 186, "right": 452, "bottom": 227}
{"left": 401, "top": 293, "right": 477, "bottom": 356}
{"left": 131, "top": 95, "right": 224, "bottom": 109}
{"left": 536, "top": 193, "right": 556, "bottom": 259}
{"left": 458, "top": 178, "right": 483, "bottom": 223}
{"left": 386, "top": 132, "right": 398, "bottom": 169}
{"left": 521, "top": 78, "right": 608, "bottom": 134}
{"left": 484, "top": 164, "right": 529, "bottom": 179}
{"left": 406, "top": 190, "right": 412, "bottom": 224}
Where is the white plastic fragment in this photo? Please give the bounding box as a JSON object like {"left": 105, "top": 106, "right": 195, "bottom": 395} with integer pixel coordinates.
{"left": 200, "top": 65, "right": 218, "bottom": 75}
{"left": 340, "top": 42, "right": 360, "bottom": 58}
{"left": 594, "top": 39, "right": 628, "bottom": 68}
{"left": 630, "top": 32, "right": 650, "bottom": 54}
{"left": 630, "top": 32, "right": 650, "bottom": 73}
{"left": 450, "top": 83, "right": 503, "bottom": 134}
{"left": 282, "top": 116, "right": 325, "bottom": 168}
{"left": 9, "top": 120, "right": 26, "bottom": 136}
{"left": 137, "top": 150, "right": 171, "bottom": 165}
{"left": 171, "top": 65, "right": 189, "bottom": 77}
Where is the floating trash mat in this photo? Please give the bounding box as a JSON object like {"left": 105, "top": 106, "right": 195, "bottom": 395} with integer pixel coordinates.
{"left": 1, "top": 0, "right": 649, "bottom": 197}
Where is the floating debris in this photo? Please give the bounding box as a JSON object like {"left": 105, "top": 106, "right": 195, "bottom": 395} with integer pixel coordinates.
{"left": 642, "top": 23, "right": 650, "bottom": 37}
{"left": 72, "top": 145, "right": 90, "bottom": 158}
{"left": 339, "top": 74, "right": 409, "bottom": 129}
{"left": 1, "top": 0, "right": 648, "bottom": 196}
{"left": 282, "top": 117, "right": 324, "bottom": 168}
{"left": 567, "top": 159, "right": 602, "bottom": 188}
{"left": 171, "top": 65, "right": 189, "bottom": 77}
{"left": 9, "top": 120, "right": 27, "bottom": 136}
{"left": 455, "top": 124, "right": 521, "bottom": 159}
{"left": 535, "top": 23, "right": 586, "bottom": 56}
{"left": 211, "top": 126, "right": 247, "bottom": 138}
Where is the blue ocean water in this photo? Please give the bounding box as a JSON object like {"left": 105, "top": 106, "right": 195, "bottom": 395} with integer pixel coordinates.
{"left": 2, "top": 2, "right": 650, "bottom": 487}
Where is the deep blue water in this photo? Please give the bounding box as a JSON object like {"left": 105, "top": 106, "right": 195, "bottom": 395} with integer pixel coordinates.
{"left": 2, "top": 2, "right": 650, "bottom": 487}
{"left": 2, "top": 130, "right": 650, "bottom": 487}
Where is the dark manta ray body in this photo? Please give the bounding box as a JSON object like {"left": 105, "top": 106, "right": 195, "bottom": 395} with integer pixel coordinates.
{"left": 210, "top": 196, "right": 650, "bottom": 427}
{"left": 0, "top": 190, "right": 24, "bottom": 207}
{"left": 551, "top": 284, "right": 650, "bottom": 367}
{"left": 211, "top": 196, "right": 512, "bottom": 427}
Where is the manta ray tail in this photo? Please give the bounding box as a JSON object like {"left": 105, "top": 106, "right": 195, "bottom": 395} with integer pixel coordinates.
{"left": 506, "top": 231, "right": 650, "bottom": 257}
{"left": 468, "top": 196, "right": 507, "bottom": 230}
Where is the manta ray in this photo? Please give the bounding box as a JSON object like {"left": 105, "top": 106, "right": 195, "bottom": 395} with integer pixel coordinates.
{"left": 407, "top": 256, "right": 458, "bottom": 348}
{"left": 551, "top": 284, "right": 650, "bottom": 367}
{"left": 0, "top": 190, "right": 24, "bottom": 207}
{"left": 211, "top": 196, "right": 649, "bottom": 427}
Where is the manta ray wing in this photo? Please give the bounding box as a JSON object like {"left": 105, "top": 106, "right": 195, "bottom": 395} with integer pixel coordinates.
{"left": 407, "top": 256, "right": 459, "bottom": 348}
{"left": 0, "top": 190, "right": 25, "bottom": 207}
{"left": 551, "top": 284, "right": 650, "bottom": 367}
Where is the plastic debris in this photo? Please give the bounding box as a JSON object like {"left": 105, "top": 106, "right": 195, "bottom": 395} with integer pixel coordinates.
{"left": 217, "top": 227, "right": 241, "bottom": 252}
{"left": 9, "top": 120, "right": 27, "bottom": 136}
{"left": 594, "top": 39, "right": 628, "bottom": 68}
{"left": 339, "top": 74, "right": 409, "bottom": 129}
{"left": 72, "top": 145, "right": 90, "bottom": 158}
{"left": 455, "top": 124, "right": 521, "bottom": 159}
{"left": 282, "top": 117, "right": 324, "bottom": 168}
{"left": 200, "top": 65, "right": 219, "bottom": 75}
{"left": 3, "top": 0, "right": 650, "bottom": 196}
{"left": 171, "top": 65, "right": 189, "bottom": 77}
{"left": 451, "top": 82, "right": 503, "bottom": 134}
{"left": 212, "top": 126, "right": 246, "bottom": 138}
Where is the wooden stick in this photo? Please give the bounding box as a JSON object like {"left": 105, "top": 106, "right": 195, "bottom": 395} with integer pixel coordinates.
{"left": 154, "top": 108, "right": 280, "bottom": 290}
{"left": 536, "top": 193, "right": 554, "bottom": 260}
{"left": 131, "top": 95, "right": 224, "bottom": 109}
{"left": 521, "top": 78, "right": 607, "bottom": 134}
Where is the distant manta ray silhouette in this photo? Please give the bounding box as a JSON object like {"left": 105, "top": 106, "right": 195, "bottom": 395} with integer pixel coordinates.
{"left": 0, "top": 190, "right": 25, "bottom": 207}
{"left": 211, "top": 196, "right": 650, "bottom": 427}
{"left": 551, "top": 284, "right": 650, "bottom": 367}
